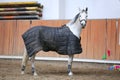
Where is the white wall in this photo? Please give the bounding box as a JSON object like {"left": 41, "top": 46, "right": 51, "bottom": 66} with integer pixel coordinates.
{"left": 0, "top": 0, "right": 120, "bottom": 19}
{"left": 39, "top": 0, "right": 59, "bottom": 19}
{"left": 64, "top": 0, "right": 120, "bottom": 19}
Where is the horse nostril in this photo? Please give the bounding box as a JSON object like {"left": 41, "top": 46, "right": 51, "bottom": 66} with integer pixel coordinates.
{"left": 81, "top": 23, "right": 85, "bottom": 26}
{"left": 81, "top": 22, "right": 86, "bottom": 28}
{"left": 80, "top": 20, "right": 86, "bottom": 26}
{"left": 81, "top": 23, "right": 84, "bottom": 26}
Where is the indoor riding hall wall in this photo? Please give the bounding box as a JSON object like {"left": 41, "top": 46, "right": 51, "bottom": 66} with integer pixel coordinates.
{"left": 0, "top": 19, "right": 120, "bottom": 61}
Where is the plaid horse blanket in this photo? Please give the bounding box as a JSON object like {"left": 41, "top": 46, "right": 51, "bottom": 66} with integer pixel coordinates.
{"left": 22, "top": 25, "right": 82, "bottom": 57}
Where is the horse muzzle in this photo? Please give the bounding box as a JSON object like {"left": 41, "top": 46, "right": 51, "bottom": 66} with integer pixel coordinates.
{"left": 80, "top": 20, "right": 87, "bottom": 28}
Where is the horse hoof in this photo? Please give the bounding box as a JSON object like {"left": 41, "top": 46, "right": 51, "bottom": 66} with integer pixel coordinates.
{"left": 33, "top": 72, "right": 38, "bottom": 76}
{"left": 68, "top": 72, "right": 73, "bottom": 76}
{"left": 21, "top": 71, "right": 25, "bottom": 75}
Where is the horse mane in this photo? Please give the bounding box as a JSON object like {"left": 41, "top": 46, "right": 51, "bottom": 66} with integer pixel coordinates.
{"left": 71, "top": 13, "right": 80, "bottom": 24}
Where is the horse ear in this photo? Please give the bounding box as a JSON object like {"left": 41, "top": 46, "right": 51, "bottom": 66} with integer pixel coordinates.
{"left": 86, "top": 7, "right": 88, "bottom": 12}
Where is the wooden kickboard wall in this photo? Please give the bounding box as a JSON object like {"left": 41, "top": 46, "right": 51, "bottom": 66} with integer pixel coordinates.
{"left": 0, "top": 19, "right": 120, "bottom": 60}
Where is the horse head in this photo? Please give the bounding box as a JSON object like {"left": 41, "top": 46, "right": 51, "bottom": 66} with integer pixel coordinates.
{"left": 79, "top": 7, "right": 88, "bottom": 28}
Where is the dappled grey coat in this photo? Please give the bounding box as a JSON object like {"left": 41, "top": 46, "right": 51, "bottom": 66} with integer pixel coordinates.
{"left": 22, "top": 25, "right": 82, "bottom": 57}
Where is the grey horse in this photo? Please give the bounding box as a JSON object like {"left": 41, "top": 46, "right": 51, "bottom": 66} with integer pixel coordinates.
{"left": 21, "top": 7, "right": 88, "bottom": 76}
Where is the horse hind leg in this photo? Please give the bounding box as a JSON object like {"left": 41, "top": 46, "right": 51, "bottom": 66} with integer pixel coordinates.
{"left": 68, "top": 54, "right": 74, "bottom": 76}
{"left": 21, "top": 48, "right": 29, "bottom": 74}
{"left": 30, "top": 54, "right": 38, "bottom": 76}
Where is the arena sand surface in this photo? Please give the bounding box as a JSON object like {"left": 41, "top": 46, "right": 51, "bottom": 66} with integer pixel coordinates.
{"left": 0, "top": 59, "right": 120, "bottom": 80}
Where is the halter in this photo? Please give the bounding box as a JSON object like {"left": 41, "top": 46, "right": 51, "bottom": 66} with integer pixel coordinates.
{"left": 79, "top": 19, "right": 87, "bottom": 24}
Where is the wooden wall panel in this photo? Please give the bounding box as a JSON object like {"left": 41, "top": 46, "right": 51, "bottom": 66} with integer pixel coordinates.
{"left": 0, "top": 21, "right": 4, "bottom": 55}
{"left": 1, "top": 21, "right": 8, "bottom": 55}
{"left": 90, "top": 20, "right": 106, "bottom": 59}
{"left": 106, "top": 19, "right": 117, "bottom": 60}
{"left": 0, "top": 20, "right": 16, "bottom": 55}
{"left": 84, "top": 20, "right": 93, "bottom": 59}
{"left": 118, "top": 19, "right": 120, "bottom": 60}
{"left": 97, "top": 20, "right": 106, "bottom": 60}
{"left": 13, "top": 20, "right": 30, "bottom": 56}
{"left": 116, "top": 19, "right": 120, "bottom": 60}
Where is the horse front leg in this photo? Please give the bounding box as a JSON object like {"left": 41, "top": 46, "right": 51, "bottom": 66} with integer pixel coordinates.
{"left": 68, "top": 54, "right": 74, "bottom": 76}
{"left": 21, "top": 48, "right": 29, "bottom": 74}
{"left": 30, "top": 54, "right": 38, "bottom": 76}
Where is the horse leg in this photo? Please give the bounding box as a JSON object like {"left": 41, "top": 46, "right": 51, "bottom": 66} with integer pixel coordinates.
{"left": 68, "top": 54, "right": 74, "bottom": 76}
{"left": 21, "top": 48, "right": 29, "bottom": 74}
{"left": 30, "top": 54, "right": 38, "bottom": 76}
